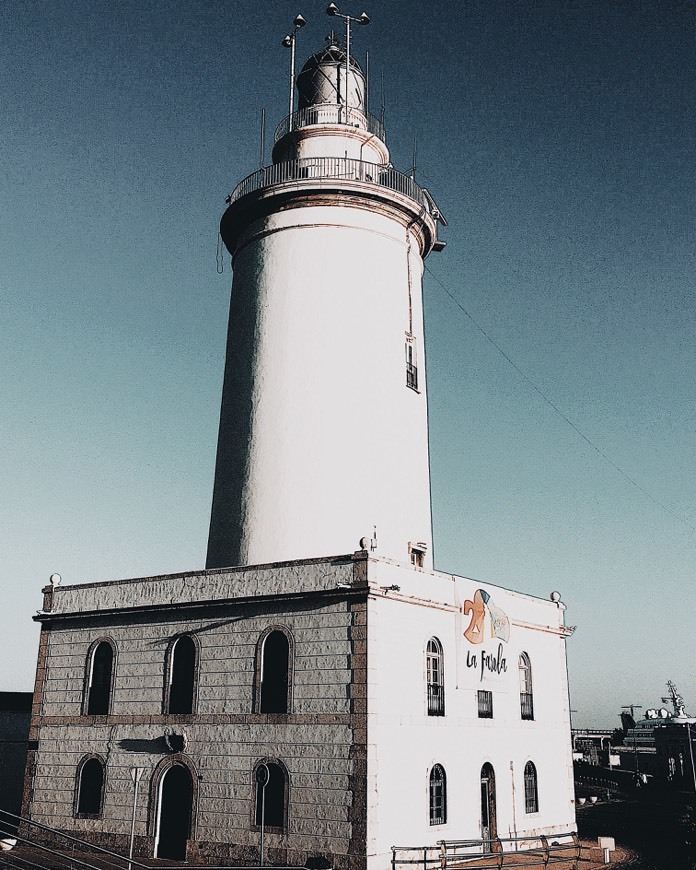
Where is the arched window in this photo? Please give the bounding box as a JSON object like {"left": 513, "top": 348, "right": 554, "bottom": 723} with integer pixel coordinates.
{"left": 429, "top": 764, "right": 446, "bottom": 825}
{"left": 524, "top": 761, "right": 539, "bottom": 813}
{"left": 519, "top": 653, "right": 534, "bottom": 720}
{"left": 84, "top": 640, "right": 115, "bottom": 715}
{"left": 257, "top": 629, "right": 292, "bottom": 714}
{"left": 254, "top": 760, "right": 288, "bottom": 830}
{"left": 75, "top": 756, "right": 105, "bottom": 816}
{"left": 165, "top": 635, "right": 198, "bottom": 714}
{"left": 426, "top": 638, "right": 444, "bottom": 716}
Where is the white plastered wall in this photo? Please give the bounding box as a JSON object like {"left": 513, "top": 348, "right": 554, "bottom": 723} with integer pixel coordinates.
{"left": 364, "top": 559, "right": 576, "bottom": 869}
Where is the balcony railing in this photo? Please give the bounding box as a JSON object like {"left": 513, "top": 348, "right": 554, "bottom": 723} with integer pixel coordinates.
{"left": 274, "top": 104, "right": 386, "bottom": 143}
{"left": 227, "top": 157, "right": 428, "bottom": 211}
{"left": 427, "top": 683, "right": 445, "bottom": 716}
{"left": 520, "top": 692, "right": 534, "bottom": 720}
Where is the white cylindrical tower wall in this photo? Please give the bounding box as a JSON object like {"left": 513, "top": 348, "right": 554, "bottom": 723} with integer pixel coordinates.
{"left": 208, "top": 200, "right": 433, "bottom": 569}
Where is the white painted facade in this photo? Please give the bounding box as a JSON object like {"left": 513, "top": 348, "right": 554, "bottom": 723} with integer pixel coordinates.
{"left": 363, "top": 559, "right": 576, "bottom": 869}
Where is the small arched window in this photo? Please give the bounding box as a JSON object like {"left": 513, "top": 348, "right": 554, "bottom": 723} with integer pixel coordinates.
{"left": 84, "top": 640, "right": 115, "bottom": 715}
{"left": 75, "top": 756, "right": 105, "bottom": 816}
{"left": 254, "top": 760, "right": 288, "bottom": 830}
{"left": 524, "top": 761, "right": 538, "bottom": 813}
{"left": 519, "top": 653, "right": 534, "bottom": 720}
{"left": 257, "top": 629, "right": 292, "bottom": 714}
{"left": 166, "top": 635, "right": 198, "bottom": 714}
{"left": 429, "top": 764, "right": 446, "bottom": 825}
{"left": 426, "top": 637, "right": 444, "bottom": 716}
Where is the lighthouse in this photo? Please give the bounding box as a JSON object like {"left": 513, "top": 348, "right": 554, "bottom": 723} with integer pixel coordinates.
{"left": 24, "top": 17, "right": 577, "bottom": 869}
{"left": 206, "top": 32, "right": 445, "bottom": 571}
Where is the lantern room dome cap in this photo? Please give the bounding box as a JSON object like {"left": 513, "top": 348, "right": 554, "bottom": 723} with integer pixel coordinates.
{"left": 299, "top": 40, "right": 364, "bottom": 76}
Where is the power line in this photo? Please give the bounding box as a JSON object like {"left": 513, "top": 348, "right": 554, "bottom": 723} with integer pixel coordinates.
{"left": 425, "top": 264, "right": 696, "bottom": 534}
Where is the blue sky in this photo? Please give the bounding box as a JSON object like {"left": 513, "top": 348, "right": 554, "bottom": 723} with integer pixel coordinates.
{"left": 1, "top": 0, "right": 694, "bottom": 727}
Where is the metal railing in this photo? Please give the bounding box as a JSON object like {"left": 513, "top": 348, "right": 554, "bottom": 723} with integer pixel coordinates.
{"left": 274, "top": 104, "right": 385, "bottom": 143}
{"left": 0, "top": 809, "right": 299, "bottom": 870}
{"left": 520, "top": 693, "right": 534, "bottom": 721}
{"left": 477, "top": 690, "right": 493, "bottom": 719}
{"left": 392, "top": 833, "right": 582, "bottom": 870}
{"left": 427, "top": 683, "right": 444, "bottom": 716}
{"left": 227, "top": 157, "right": 428, "bottom": 211}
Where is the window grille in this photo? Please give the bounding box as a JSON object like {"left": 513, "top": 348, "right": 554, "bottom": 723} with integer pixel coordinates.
{"left": 524, "top": 761, "right": 539, "bottom": 813}
{"left": 519, "top": 653, "right": 534, "bottom": 720}
{"left": 406, "top": 339, "right": 418, "bottom": 391}
{"left": 426, "top": 638, "right": 445, "bottom": 716}
{"left": 429, "top": 764, "right": 446, "bottom": 825}
{"left": 477, "top": 689, "right": 493, "bottom": 719}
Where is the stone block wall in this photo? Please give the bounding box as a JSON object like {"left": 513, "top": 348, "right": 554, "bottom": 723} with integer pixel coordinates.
{"left": 26, "top": 558, "right": 368, "bottom": 870}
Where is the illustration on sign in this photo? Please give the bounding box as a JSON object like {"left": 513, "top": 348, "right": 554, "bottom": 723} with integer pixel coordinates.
{"left": 463, "top": 589, "right": 510, "bottom": 644}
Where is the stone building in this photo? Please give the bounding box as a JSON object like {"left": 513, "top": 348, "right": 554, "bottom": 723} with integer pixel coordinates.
{"left": 23, "top": 26, "right": 577, "bottom": 870}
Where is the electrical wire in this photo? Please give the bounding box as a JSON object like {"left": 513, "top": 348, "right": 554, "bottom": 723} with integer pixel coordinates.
{"left": 425, "top": 264, "right": 696, "bottom": 534}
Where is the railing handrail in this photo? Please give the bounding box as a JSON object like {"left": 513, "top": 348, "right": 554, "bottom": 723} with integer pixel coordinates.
{"left": 227, "top": 157, "right": 427, "bottom": 213}
{"left": 274, "top": 104, "right": 385, "bottom": 143}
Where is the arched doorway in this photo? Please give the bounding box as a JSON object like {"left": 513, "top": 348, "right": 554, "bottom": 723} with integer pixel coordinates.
{"left": 480, "top": 763, "right": 497, "bottom": 845}
{"left": 156, "top": 764, "right": 193, "bottom": 860}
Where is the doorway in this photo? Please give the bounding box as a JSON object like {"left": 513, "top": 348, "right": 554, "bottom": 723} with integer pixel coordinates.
{"left": 480, "top": 763, "right": 497, "bottom": 845}
{"left": 155, "top": 764, "right": 193, "bottom": 860}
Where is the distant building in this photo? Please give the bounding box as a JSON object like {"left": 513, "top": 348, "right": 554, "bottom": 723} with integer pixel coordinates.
{"left": 23, "top": 23, "right": 577, "bottom": 870}
{"left": 0, "top": 692, "right": 32, "bottom": 817}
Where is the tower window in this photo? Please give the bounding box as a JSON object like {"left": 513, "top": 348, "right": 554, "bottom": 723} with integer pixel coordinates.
{"left": 166, "top": 635, "right": 198, "bottom": 715}
{"left": 405, "top": 337, "right": 418, "bottom": 391}
{"left": 519, "top": 652, "right": 534, "bottom": 721}
{"left": 75, "top": 756, "right": 105, "bottom": 817}
{"left": 84, "top": 640, "right": 115, "bottom": 716}
{"left": 477, "top": 690, "right": 493, "bottom": 719}
{"left": 524, "top": 761, "right": 539, "bottom": 813}
{"left": 256, "top": 629, "right": 293, "bottom": 714}
{"left": 254, "top": 761, "right": 287, "bottom": 830}
{"left": 429, "top": 764, "right": 446, "bottom": 825}
{"left": 426, "top": 638, "right": 445, "bottom": 716}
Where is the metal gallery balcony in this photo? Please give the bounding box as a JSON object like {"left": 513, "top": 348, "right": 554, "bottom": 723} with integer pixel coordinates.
{"left": 274, "top": 104, "right": 386, "bottom": 143}
{"left": 227, "top": 156, "right": 429, "bottom": 211}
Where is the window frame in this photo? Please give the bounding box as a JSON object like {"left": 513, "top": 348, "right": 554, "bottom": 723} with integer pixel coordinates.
{"left": 251, "top": 758, "right": 290, "bottom": 833}
{"left": 477, "top": 689, "right": 493, "bottom": 719}
{"left": 519, "top": 652, "right": 534, "bottom": 721}
{"left": 163, "top": 633, "right": 200, "bottom": 715}
{"left": 429, "top": 764, "right": 447, "bottom": 826}
{"left": 254, "top": 626, "right": 294, "bottom": 714}
{"left": 523, "top": 760, "right": 539, "bottom": 814}
{"left": 74, "top": 754, "right": 106, "bottom": 818}
{"left": 82, "top": 638, "right": 116, "bottom": 717}
{"left": 426, "top": 637, "right": 445, "bottom": 717}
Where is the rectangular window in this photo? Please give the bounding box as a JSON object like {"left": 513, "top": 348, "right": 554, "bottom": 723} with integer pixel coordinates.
{"left": 405, "top": 337, "right": 418, "bottom": 391}
{"left": 477, "top": 690, "right": 493, "bottom": 719}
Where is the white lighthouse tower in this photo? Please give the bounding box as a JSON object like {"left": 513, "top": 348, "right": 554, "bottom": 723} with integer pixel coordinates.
{"left": 206, "top": 30, "right": 445, "bottom": 571}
